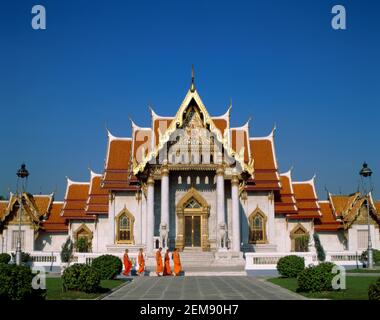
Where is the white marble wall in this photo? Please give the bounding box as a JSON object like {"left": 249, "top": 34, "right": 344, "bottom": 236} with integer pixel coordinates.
{"left": 318, "top": 232, "right": 346, "bottom": 252}
{"left": 109, "top": 191, "right": 141, "bottom": 246}
{"left": 240, "top": 191, "right": 275, "bottom": 247}
{"left": 347, "top": 224, "right": 380, "bottom": 252}
{"left": 35, "top": 232, "right": 68, "bottom": 252}
{"left": 2, "top": 225, "right": 35, "bottom": 253}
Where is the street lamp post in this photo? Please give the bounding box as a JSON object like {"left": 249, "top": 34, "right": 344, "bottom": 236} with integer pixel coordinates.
{"left": 15, "top": 164, "right": 29, "bottom": 266}
{"left": 359, "top": 162, "right": 373, "bottom": 269}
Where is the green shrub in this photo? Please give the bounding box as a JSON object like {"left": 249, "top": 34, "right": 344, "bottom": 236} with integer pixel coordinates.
{"left": 11, "top": 252, "right": 31, "bottom": 264}
{"left": 62, "top": 263, "right": 100, "bottom": 293}
{"left": 277, "top": 255, "right": 305, "bottom": 278}
{"left": 297, "top": 262, "right": 336, "bottom": 292}
{"left": 0, "top": 253, "right": 11, "bottom": 264}
{"left": 91, "top": 255, "right": 122, "bottom": 280}
{"left": 313, "top": 233, "right": 326, "bottom": 262}
{"left": 0, "top": 264, "right": 46, "bottom": 300}
{"left": 368, "top": 277, "right": 380, "bottom": 300}
{"left": 61, "top": 238, "right": 74, "bottom": 263}
{"left": 360, "top": 249, "right": 380, "bottom": 266}
{"left": 75, "top": 237, "right": 90, "bottom": 253}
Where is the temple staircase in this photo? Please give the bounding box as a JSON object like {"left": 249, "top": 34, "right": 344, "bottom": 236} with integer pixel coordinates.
{"left": 145, "top": 248, "right": 246, "bottom": 276}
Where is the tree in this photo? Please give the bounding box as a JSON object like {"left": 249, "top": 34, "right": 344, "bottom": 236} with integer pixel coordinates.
{"left": 313, "top": 233, "right": 326, "bottom": 262}
{"left": 60, "top": 238, "right": 74, "bottom": 263}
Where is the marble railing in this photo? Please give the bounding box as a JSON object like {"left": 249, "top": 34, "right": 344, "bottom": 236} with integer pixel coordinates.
{"left": 26, "top": 251, "right": 139, "bottom": 271}
{"left": 245, "top": 251, "right": 363, "bottom": 270}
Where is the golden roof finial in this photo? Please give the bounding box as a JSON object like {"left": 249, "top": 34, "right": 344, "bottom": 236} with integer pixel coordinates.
{"left": 190, "top": 65, "right": 195, "bottom": 92}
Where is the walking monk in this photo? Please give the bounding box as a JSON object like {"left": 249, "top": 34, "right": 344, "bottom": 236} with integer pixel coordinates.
{"left": 172, "top": 248, "right": 182, "bottom": 276}
{"left": 163, "top": 250, "right": 172, "bottom": 276}
{"left": 156, "top": 247, "right": 163, "bottom": 276}
{"left": 123, "top": 249, "right": 132, "bottom": 276}
{"left": 137, "top": 248, "right": 145, "bottom": 276}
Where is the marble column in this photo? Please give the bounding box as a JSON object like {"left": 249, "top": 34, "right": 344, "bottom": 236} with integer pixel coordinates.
{"left": 146, "top": 176, "right": 155, "bottom": 253}
{"left": 160, "top": 162, "right": 169, "bottom": 248}
{"left": 216, "top": 165, "right": 226, "bottom": 250}
{"left": 231, "top": 174, "right": 241, "bottom": 252}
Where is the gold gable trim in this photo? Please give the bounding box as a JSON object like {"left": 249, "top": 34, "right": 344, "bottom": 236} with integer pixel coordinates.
{"left": 132, "top": 89, "right": 254, "bottom": 176}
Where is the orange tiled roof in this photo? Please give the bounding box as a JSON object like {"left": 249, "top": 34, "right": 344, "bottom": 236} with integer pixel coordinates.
{"left": 42, "top": 202, "right": 68, "bottom": 232}
{"left": 314, "top": 201, "right": 342, "bottom": 231}
{"left": 245, "top": 136, "right": 281, "bottom": 191}
{"left": 86, "top": 173, "right": 109, "bottom": 215}
{"left": 330, "top": 193, "right": 359, "bottom": 216}
{"left": 132, "top": 127, "right": 152, "bottom": 163}
{"left": 32, "top": 195, "right": 53, "bottom": 217}
{"left": 287, "top": 181, "right": 322, "bottom": 219}
{"left": 153, "top": 118, "right": 173, "bottom": 147}
{"left": 212, "top": 118, "right": 228, "bottom": 136}
{"left": 62, "top": 181, "right": 94, "bottom": 220}
{"left": 102, "top": 133, "right": 138, "bottom": 190}
{"left": 0, "top": 201, "right": 8, "bottom": 221}
{"left": 274, "top": 172, "right": 298, "bottom": 215}
{"left": 375, "top": 201, "right": 380, "bottom": 215}
{"left": 231, "top": 128, "right": 250, "bottom": 163}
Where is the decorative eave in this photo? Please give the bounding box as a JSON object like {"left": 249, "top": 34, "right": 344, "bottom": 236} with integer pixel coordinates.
{"left": 230, "top": 118, "right": 252, "bottom": 165}
{"left": 104, "top": 130, "right": 132, "bottom": 171}
{"left": 132, "top": 88, "right": 254, "bottom": 176}
{"left": 250, "top": 125, "right": 280, "bottom": 185}
{"left": 279, "top": 169, "right": 297, "bottom": 211}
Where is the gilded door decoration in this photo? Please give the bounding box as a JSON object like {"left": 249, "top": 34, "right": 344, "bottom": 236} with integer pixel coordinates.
{"left": 175, "top": 187, "right": 210, "bottom": 251}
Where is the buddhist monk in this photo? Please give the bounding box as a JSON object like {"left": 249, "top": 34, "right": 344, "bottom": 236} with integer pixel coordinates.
{"left": 156, "top": 247, "right": 163, "bottom": 276}
{"left": 123, "top": 249, "right": 132, "bottom": 276}
{"left": 163, "top": 250, "right": 172, "bottom": 276}
{"left": 137, "top": 248, "right": 145, "bottom": 276}
{"left": 172, "top": 248, "right": 182, "bottom": 276}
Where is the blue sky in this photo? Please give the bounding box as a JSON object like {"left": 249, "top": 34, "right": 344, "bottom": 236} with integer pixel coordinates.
{"left": 0, "top": 0, "right": 379, "bottom": 200}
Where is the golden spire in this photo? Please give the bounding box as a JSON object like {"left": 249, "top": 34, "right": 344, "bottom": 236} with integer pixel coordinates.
{"left": 190, "top": 65, "right": 195, "bottom": 92}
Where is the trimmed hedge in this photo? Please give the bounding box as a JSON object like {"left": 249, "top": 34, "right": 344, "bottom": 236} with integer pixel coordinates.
{"left": 297, "top": 262, "right": 336, "bottom": 293}
{"left": 0, "top": 253, "right": 11, "bottom": 264}
{"left": 91, "top": 255, "right": 123, "bottom": 280}
{"left": 0, "top": 264, "right": 46, "bottom": 300}
{"left": 62, "top": 263, "right": 100, "bottom": 293}
{"left": 276, "top": 255, "right": 305, "bottom": 278}
{"left": 368, "top": 277, "right": 380, "bottom": 300}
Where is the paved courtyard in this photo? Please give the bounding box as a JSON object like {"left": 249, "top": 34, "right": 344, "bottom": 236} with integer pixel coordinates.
{"left": 103, "top": 276, "right": 306, "bottom": 300}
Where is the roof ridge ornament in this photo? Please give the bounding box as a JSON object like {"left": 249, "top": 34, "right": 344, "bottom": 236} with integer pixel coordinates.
{"left": 190, "top": 65, "right": 195, "bottom": 92}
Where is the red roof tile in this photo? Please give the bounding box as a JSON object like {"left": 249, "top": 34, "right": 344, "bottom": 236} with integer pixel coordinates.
{"left": 102, "top": 133, "right": 138, "bottom": 190}
{"left": 43, "top": 202, "right": 68, "bottom": 232}
{"left": 62, "top": 181, "right": 94, "bottom": 220}
{"left": 287, "top": 181, "right": 322, "bottom": 219}
{"left": 86, "top": 173, "right": 109, "bottom": 215}
{"left": 275, "top": 172, "right": 298, "bottom": 215}
{"left": 314, "top": 201, "right": 342, "bottom": 231}
{"left": 245, "top": 137, "right": 281, "bottom": 191}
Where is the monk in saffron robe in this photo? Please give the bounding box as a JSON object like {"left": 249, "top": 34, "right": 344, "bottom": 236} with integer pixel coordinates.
{"left": 156, "top": 247, "right": 163, "bottom": 276}
{"left": 137, "top": 248, "right": 145, "bottom": 276}
{"left": 123, "top": 249, "right": 132, "bottom": 276}
{"left": 173, "top": 248, "right": 182, "bottom": 276}
{"left": 163, "top": 250, "right": 172, "bottom": 276}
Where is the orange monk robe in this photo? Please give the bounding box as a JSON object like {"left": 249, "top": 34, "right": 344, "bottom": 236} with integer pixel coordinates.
{"left": 173, "top": 251, "right": 182, "bottom": 275}
{"left": 156, "top": 251, "right": 163, "bottom": 273}
{"left": 138, "top": 253, "right": 145, "bottom": 274}
{"left": 123, "top": 253, "right": 132, "bottom": 276}
{"left": 163, "top": 252, "right": 172, "bottom": 276}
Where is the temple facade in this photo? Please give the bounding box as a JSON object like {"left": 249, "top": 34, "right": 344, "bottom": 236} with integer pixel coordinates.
{"left": 1, "top": 74, "right": 380, "bottom": 261}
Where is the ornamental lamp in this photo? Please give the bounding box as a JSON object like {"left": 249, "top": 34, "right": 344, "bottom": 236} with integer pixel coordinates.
{"left": 359, "top": 162, "right": 372, "bottom": 178}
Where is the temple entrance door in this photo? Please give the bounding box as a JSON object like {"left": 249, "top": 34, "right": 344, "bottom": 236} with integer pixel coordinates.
{"left": 184, "top": 215, "right": 201, "bottom": 247}
{"left": 176, "top": 188, "right": 210, "bottom": 251}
